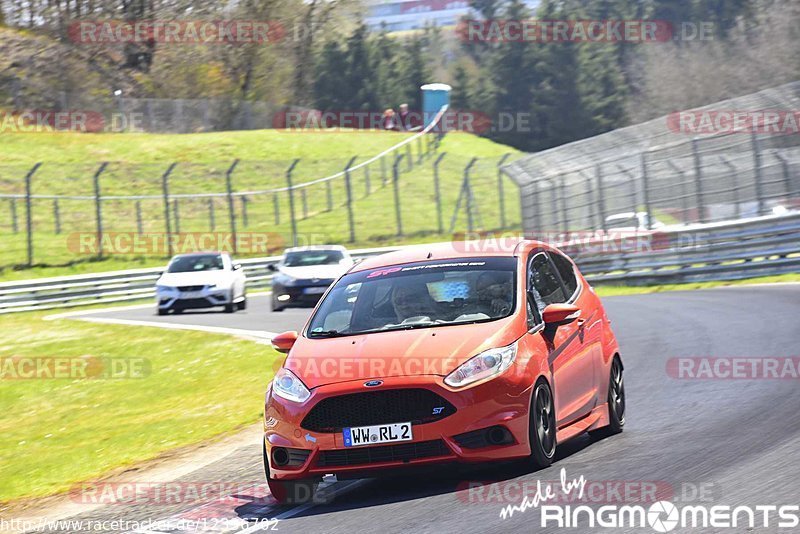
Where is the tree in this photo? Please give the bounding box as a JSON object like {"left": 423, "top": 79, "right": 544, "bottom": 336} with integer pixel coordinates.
{"left": 397, "top": 38, "right": 431, "bottom": 110}
{"left": 313, "top": 41, "right": 351, "bottom": 109}
{"left": 450, "top": 64, "right": 471, "bottom": 111}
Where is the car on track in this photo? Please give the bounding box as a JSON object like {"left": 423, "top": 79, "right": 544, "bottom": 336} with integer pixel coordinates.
{"left": 604, "top": 211, "right": 665, "bottom": 231}
{"left": 155, "top": 252, "right": 246, "bottom": 315}
{"left": 263, "top": 240, "right": 625, "bottom": 504}
{"left": 268, "top": 246, "right": 354, "bottom": 312}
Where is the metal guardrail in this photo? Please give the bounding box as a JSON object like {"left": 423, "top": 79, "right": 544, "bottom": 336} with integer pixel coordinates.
{"left": 1, "top": 214, "right": 798, "bottom": 314}
{"left": 0, "top": 246, "right": 400, "bottom": 314}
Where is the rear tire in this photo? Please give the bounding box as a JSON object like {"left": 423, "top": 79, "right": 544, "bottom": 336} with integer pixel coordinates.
{"left": 524, "top": 379, "right": 557, "bottom": 470}
{"left": 263, "top": 441, "right": 317, "bottom": 504}
{"left": 589, "top": 357, "right": 625, "bottom": 439}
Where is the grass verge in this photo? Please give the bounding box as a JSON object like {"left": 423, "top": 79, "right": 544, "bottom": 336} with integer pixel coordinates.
{"left": 594, "top": 272, "right": 800, "bottom": 297}
{"left": 0, "top": 310, "right": 281, "bottom": 504}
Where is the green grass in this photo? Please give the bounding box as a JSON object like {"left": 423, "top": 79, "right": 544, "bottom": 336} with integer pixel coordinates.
{"left": 593, "top": 272, "right": 800, "bottom": 297}
{"left": 0, "top": 130, "right": 519, "bottom": 280}
{"left": 0, "top": 310, "right": 282, "bottom": 504}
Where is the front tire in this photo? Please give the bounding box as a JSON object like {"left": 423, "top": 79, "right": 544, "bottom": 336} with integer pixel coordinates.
{"left": 271, "top": 296, "right": 284, "bottom": 312}
{"left": 157, "top": 307, "right": 168, "bottom": 316}
{"left": 237, "top": 296, "right": 247, "bottom": 311}
{"left": 590, "top": 357, "right": 625, "bottom": 439}
{"left": 224, "top": 303, "right": 235, "bottom": 313}
{"left": 525, "top": 379, "right": 557, "bottom": 470}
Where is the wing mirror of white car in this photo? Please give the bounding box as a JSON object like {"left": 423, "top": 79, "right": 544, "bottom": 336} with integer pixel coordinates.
{"left": 267, "top": 263, "right": 278, "bottom": 272}
{"left": 233, "top": 263, "right": 242, "bottom": 271}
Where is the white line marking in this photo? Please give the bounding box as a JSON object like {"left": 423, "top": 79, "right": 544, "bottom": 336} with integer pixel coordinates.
{"left": 71, "top": 316, "right": 278, "bottom": 341}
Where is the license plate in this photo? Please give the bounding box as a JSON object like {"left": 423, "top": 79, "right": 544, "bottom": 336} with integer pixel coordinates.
{"left": 304, "top": 286, "right": 327, "bottom": 295}
{"left": 343, "top": 422, "right": 412, "bottom": 447}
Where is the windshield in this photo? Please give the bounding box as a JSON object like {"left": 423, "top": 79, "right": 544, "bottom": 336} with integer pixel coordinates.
{"left": 306, "top": 257, "right": 516, "bottom": 337}
{"left": 167, "top": 254, "right": 224, "bottom": 273}
{"left": 284, "top": 250, "right": 344, "bottom": 267}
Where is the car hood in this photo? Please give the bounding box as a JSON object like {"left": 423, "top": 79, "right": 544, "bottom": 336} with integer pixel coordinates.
{"left": 284, "top": 318, "right": 520, "bottom": 389}
{"left": 157, "top": 271, "right": 232, "bottom": 287}
{"left": 278, "top": 264, "right": 348, "bottom": 281}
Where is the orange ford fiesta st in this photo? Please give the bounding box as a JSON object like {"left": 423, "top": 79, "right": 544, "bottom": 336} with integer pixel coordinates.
{"left": 264, "top": 240, "right": 625, "bottom": 503}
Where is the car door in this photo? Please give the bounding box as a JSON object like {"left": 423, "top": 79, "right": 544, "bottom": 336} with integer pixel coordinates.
{"left": 528, "top": 251, "right": 594, "bottom": 428}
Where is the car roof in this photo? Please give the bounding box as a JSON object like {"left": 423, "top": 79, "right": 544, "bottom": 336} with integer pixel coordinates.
{"left": 171, "top": 251, "right": 227, "bottom": 257}
{"left": 284, "top": 245, "right": 348, "bottom": 253}
{"left": 350, "top": 239, "right": 553, "bottom": 272}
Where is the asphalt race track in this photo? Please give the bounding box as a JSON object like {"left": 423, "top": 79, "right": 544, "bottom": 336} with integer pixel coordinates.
{"left": 44, "top": 285, "right": 800, "bottom": 533}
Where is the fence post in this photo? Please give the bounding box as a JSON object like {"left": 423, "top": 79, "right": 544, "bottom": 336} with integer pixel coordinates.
{"left": 416, "top": 136, "right": 423, "bottom": 164}
{"left": 208, "top": 199, "right": 216, "bottom": 230}
{"left": 161, "top": 163, "right": 178, "bottom": 258}
{"left": 323, "top": 179, "right": 333, "bottom": 211}
{"left": 640, "top": 152, "right": 653, "bottom": 230}
{"left": 136, "top": 201, "right": 143, "bottom": 234}
{"left": 53, "top": 199, "right": 61, "bottom": 234}
{"left": 380, "top": 154, "right": 387, "bottom": 186}
{"left": 405, "top": 145, "right": 412, "bottom": 171}
{"left": 240, "top": 196, "right": 249, "bottom": 228}
{"left": 595, "top": 165, "right": 607, "bottom": 232}
{"left": 751, "top": 131, "right": 765, "bottom": 216}
{"left": 273, "top": 193, "right": 280, "bottom": 225}
{"left": 364, "top": 165, "right": 371, "bottom": 196}
{"left": 774, "top": 152, "right": 792, "bottom": 198}
{"left": 172, "top": 199, "right": 181, "bottom": 234}
{"left": 10, "top": 198, "right": 18, "bottom": 234}
{"left": 497, "top": 153, "right": 511, "bottom": 229}
{"left": 433, "top": 152, "right": 446, "bottom": 234}
{"left": 344, "top": 156, "right": 358, "bottom": 243}
{"left": 533, "top": 180, "right": 543, "bottom": 237}
{"left": 24, "top": 163, "right": 41, "bottom": 266}
{"left": 719, "top": 156, "right": 741, "bottom": 219}
{"left": 691, "top": 137, "right": 705, "bottom": 223}
{"left": 392, "top": 154, "right": 405, "bottom": 237}
{"left": 93, "top": 162, "right": 109, "bottom": 259}
{"left": 225, "top": 159, "right": 240, "bottom": 254}
{"left": 464, "top": 158, "right": 479, "bottom": 233}
{"left": 558, "top": 174, "right": 569, "bottom": 234}
{"left": 301, "top": 189, "right": 308, "bottom": 219}
{"left": 285, "top": 159, "right": 300, "bottom": 246}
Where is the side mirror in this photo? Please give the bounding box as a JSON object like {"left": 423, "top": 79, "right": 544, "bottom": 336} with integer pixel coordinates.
{"left": 267, "top": 263, "right": 278, "bottom": 272}
{"left": 232, "top": 263, "right": 242, "bottom": 271}
{"left": 542, "top": 303, "right": 580, "bottom": 326}
{"left": 271, "top": 331, "right": 298, "bottom": 354}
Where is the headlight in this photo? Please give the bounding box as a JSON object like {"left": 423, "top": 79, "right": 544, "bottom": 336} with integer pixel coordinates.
{"left": 272, "top": 368, "right": 311, "bottom": 403}
{"left": 444, "top": 341, "right": 517, "bottom": 388}
{"left": 156, "top": 285, "right": 175, "bottom": 292}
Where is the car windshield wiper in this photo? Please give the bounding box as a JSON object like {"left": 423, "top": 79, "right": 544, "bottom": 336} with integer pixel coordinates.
{"left": 308, "top": 329, "right": 346, "bottom": 338}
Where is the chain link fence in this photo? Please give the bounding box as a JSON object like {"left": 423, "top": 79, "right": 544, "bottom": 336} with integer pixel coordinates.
{"left": 0, "top": 137, "right": 522, "bottom": 268}
{"left": 504, "top": 81, "right": 800, "bottom": 236}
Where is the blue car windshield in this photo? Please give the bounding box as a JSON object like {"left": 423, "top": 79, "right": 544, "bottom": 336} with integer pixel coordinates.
{"left": 307, "top": 257, "right": 516, "bottom": 337}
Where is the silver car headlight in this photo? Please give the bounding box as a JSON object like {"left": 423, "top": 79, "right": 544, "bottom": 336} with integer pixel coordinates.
{"left": 272, "top": 368, "right": 311, "bottom": 403}
{"left": 156, "top": 285, "right": 176, "bottom": 292}
{"left": 444, "top": 341, "right": 518, "bottom": 388}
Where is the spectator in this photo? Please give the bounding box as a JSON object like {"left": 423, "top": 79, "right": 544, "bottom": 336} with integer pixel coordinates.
{"left": 382, "top": 108, "right": 397, "bottom": 130}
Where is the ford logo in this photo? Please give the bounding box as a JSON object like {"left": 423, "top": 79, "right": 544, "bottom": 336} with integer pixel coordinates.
{"left": 364, "top": 380, "right": 383, "bottom": 387}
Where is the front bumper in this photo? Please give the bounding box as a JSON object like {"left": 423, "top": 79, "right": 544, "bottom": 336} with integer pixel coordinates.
{"left": 264, "top": 374, "right": 534, "bottom": 481}
{"left": 156, "top": 286, "right": 231, "bottom": 310}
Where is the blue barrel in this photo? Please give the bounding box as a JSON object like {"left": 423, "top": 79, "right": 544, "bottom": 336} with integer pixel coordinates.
{"left": 421, "top": 83, "right": 451, "bottom": 131}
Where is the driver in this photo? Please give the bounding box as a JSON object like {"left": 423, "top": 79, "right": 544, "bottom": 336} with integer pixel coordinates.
{"left": 391, "top": 282, "right": 439, "bottom": 322}
{"left": 476, "top": 271, "right": 513, "bottom": 316}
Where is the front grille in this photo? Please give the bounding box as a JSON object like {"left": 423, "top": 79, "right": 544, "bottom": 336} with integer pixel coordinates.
{"left": 301, "top": 389, "right": 456, "bottom": 433}
{"left": 178, "top": 285, "right": 205, "bottom": 292}
{"left": 317, "top": 439, "right": 450, "bottom": 467}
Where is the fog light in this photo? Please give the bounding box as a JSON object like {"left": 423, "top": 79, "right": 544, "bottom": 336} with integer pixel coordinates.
{"left": 277, "top": 294, "right": 291, "bottom": 301}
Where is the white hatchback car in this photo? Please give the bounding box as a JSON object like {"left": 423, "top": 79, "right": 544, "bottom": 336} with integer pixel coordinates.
{"left": 155, "top": 252, "right": 246, "bottom": 315}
